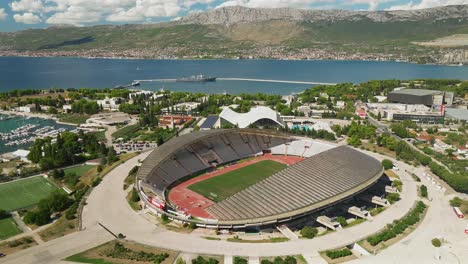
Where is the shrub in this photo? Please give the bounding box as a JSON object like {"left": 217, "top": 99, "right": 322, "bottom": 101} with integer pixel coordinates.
{"left": 177, "top": 258, "right": 187, "bottom": 264}
{"left": 261, "top": 260, "right": 273, "bottom": 264}
{"left": 130, "top": 189, "right": 140, "bottom": 202}
{"left": 91, "top": 177, "right": 102, "bottom": 187}
{"left": 300, "top": 226, "right": 318, "bottom": 239}
{"left": 188, "top": 222, "right": 197, "bottom": 229}
{"left": 65, "top": 204, "right": 78, "bottom": 220}
{"left": 325, "top": 248, "right": 352, "bottom": 259}
{"left": 0, "top": 209, "right": 10, "bottom": 220}
{"left": 234, "top": 257, "right": 248, "bottom": 264}
{"left": 192, "top": 256, "right": 219, "bottom": 264}
{"left": 382, "top": 159, "right": 394, "bottom": 170}
{"left": 392, "top": 180, "right": 403, "bottom": 191}
{"left": 420, "top": 185, "right": 428, "bottom": 198}
{"left": 449, "top": 197, "right": 462, "bottom": 207}
{"left": 24, "top": 209, "right": 51, "bottom": 226}
{"left": 284, "top": 256, "right": 296, "bottom": 264}
{"left": 431, "top": 238, "right": 441, "bottom": 247}
{"left": 161, "top": 214, "right": 169, "bottom": 223}
{"left": 386, "top": 193, "right": 400, "bottom": 204}
{"left": 336, "top": 216, "right": 348, "bottom": 227}
{"left": 367, "top": 201, "right": 426, "bottom": 246}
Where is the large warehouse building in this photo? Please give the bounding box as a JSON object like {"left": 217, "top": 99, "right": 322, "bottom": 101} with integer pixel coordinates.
{"left": 136, "top": 129, "right": 383, "bottom": 228}
{"left": 388, "top": 89, "right": 454, "bottom": 106}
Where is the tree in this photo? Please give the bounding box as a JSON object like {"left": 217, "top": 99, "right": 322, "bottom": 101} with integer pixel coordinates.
{"left": 420, "top": 185, "right": 428, "bottom": 198}
{"left": 449, "top": 197, "right": 462, "bottom": 207}
{"left": 382, "top": 159, "right": 394, "bottom": 170}
{"left": 300, "top": 226, "right": 318, "bottom": 239}
{"left": 0, "top": 209, "right": 10, "bottom": 220}
{"left": 336, "top": 216, "right": 348, "bottom": 227}
{"left": 24, "top": 209, "right": 51, "bottom": 226}
{"left": 377, "top": 111, "right": 382, "bottom": 121}
{"left": 431, "top": 238, "right": 441, "bottom": 247}
{"left": 107, "top": 147, "right": 119, "bottom": 164}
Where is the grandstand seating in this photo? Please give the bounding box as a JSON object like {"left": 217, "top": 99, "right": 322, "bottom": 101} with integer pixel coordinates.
{"left": 176, "top": 148, "right": 208, "bottom": 174}
{"left": 139, "top": 130, "right": 351, "bottom": 207}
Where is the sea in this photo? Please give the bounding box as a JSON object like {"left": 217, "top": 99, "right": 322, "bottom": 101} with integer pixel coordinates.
{"left": 0, "top": 57, "right": 467, "bottom": 95}
{"left": 0, "top": 114, "right": 74, "bottom": 154}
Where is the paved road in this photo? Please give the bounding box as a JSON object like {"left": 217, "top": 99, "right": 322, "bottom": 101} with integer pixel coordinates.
{"left": 367, "top": 115, "right": 452, "bottom": 174}
{"left": 2, "top": 149, "right": 466, "bottom": 264}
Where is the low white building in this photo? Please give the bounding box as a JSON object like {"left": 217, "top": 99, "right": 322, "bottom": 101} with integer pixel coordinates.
{"left": 161, "top": 102, "right": 200, "bottom": 115}
{"left": 63, "top": 104, "right": 72, "bottom": 112}
{"left": 12, "top": 149, "right": 30, "bottom": 162}
{"left": 18, "top": 104, "right": 35, "bottom": 113}
{"left": 97, "top": 97, "right": 125, "bottom": 111}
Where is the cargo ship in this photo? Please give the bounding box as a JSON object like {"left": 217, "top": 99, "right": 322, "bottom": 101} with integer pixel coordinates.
{"left": 176, "top": 75, "right": 216, "bottom": 82}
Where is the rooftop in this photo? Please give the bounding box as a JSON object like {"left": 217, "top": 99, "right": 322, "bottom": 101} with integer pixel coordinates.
{"left": 389, "top": 89, "right": 443, "bottom": 96}
{"left": 206, "top": 146, "right": 383, "bottom": 224}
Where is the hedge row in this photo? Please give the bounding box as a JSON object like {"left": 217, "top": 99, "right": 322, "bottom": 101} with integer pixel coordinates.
{"left": 367, "top": 201, "right": 426, "bottom": 246}
{"left": 325, "top": 248, "right": 352, "bottom": 259}
{"left": 428, "top": 162, "right": 468, "bottom": 193}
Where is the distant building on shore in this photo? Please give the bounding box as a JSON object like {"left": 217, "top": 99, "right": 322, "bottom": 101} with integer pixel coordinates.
{"left": 388, "top": 89, "right": 453, "bottom": 107}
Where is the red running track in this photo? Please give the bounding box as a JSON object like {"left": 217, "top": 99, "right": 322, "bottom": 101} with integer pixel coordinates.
{"left": 167, "top": 154, "right": 304, "bottom": 219}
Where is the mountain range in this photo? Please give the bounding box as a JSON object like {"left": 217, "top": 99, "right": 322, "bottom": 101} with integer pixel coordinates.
{"left": 1, "top": 5, "right": 467, "bottom": 64}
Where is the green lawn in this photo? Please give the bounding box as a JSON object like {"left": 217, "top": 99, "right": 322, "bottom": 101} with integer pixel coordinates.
{"left": 64, "top": 165, "right": 96, "bottom": 176}
{"left": 188, "top": 160, "right": 286, "bottom": 202}
{"left": 0, "top": 177, "right": 61, "bottom": 211}
{"left": 0, "top": 217, "right": 22, "bottom": 240}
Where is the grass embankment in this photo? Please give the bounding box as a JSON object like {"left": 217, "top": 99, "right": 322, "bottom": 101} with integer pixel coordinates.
{"left": 188, "top": 160, "right": 286, "bottom": 202}
{"left": 0, "top": 176, "right": 60, "bottom": 211}
{"left": 38, "top": 215, "right": 77, "bottom": 242}
{"left": 0, "top": 217, "right": 22, "bottom": 240}
{"left": 65, "top": 240, "right": 179, "bottom": 264}
{"left": 111, "top": 124, "right": 141, "bottom": 140}
{"left": 0, "top": 236, "right": 37, "bottom": 255}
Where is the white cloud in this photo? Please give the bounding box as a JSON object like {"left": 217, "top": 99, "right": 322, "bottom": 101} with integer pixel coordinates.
{"left": 387, "top": 0, "right": 468, "bottom": 10}
{"left": 13, "top": 12, "right": 42, "bottom": 24}
{"left": 0, "top": 9, "right": 7, "bottom": 20}
{"left": 106, "top": 0, "right": 182, "bottom": 22}
{"left": 10, "top": 0, "right": 44, "bottom": 13}
{"left": 46, "top": 5, "right": 102, "bottom": 25}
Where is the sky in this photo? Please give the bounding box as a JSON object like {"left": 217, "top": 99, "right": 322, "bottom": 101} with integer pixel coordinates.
{"left": 0, "top": 0, "right": 467, "bottom": 32}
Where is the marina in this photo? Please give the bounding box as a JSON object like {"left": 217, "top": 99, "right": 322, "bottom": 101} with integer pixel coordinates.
{"left": 0, "top": 114, "right": 75, "bottom": 154}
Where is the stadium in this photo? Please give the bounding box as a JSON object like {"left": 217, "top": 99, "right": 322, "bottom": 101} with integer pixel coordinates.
{"left": 136, "top": 129, "right": 383, "bottom": 229}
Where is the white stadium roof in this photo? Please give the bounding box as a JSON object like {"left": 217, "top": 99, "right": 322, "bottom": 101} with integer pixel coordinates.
{"left": 219, "top": 106, "right": 284, "bottom": 128}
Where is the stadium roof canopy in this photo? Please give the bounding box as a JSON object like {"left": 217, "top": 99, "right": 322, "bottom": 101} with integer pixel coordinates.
{"left": 206, "top": 146, "right": 383, "bottom": 225}
{"left": 137, "top": 129, "right": 291, "bottom": 185}
{"left": 219, "top": 106, "right": 284, "bottom": 128}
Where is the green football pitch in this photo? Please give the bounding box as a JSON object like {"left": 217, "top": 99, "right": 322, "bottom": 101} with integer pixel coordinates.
{"left": 188, "top": 160, "right": 286, "bottom": 202}
{"left": 0, "top": 217, "right": 22, "bottom": 240}
{"left": 0, "top": 176, "right": 61, "bottom": 211}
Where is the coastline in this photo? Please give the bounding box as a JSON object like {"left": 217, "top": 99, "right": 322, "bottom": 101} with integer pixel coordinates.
{"left": 0, "top": 53, "right": 431, "bottom": 65}
{"left": 0, "top": 110, "right": 58, "bottom": 121}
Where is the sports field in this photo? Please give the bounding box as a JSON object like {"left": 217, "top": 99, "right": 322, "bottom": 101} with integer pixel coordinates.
{"left": 188, "top": 160, "right": 286, "bottom": 202}
{"left": 0, "top": 177, "right": 61, "bottom": 211}
{"left": 64, "top": 165, "right": 96, "bottom": 176}
{"left": 0, "top": 217, "right": 22, "bottom": 240}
